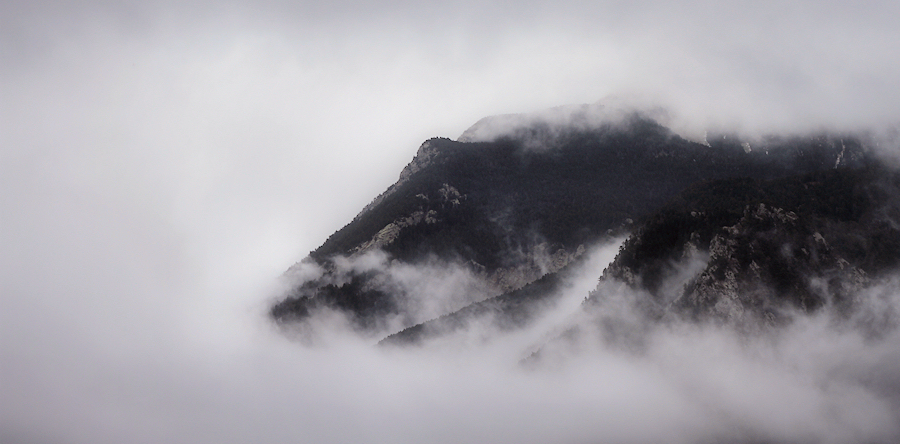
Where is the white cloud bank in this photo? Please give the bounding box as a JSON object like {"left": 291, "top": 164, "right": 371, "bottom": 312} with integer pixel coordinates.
{"left": 2, "top": 1, "right": 900, "bottom": 443}
{"left": 5, "top": 225, "right": 900, "bottom": 444}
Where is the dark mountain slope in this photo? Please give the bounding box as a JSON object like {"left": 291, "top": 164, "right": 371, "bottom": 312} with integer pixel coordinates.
{"left": 271, "top": 110, "right": 871, "bottom": 332}
{"left": 380, "top": 165, "right": 900, "bottom": 346}
{"left": 592, "top": 164, "right": 900, "bottom": 327}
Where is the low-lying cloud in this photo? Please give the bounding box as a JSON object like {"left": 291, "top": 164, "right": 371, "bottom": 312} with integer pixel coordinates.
{"left": 3, "top": 0, "right": 900, "bottom": 443}
{"left": 7, "top": 225, "right": 900, "bottom": 444}
{"left": 280, "top": 249, "right": 498, "bottom": 337}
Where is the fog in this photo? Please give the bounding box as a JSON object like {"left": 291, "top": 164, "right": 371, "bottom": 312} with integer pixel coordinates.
{"left": 3, "top": 1, "right": 900, "bottom": 443}
{"left": 6, "top": 234, "right": 900, "bottom": 444}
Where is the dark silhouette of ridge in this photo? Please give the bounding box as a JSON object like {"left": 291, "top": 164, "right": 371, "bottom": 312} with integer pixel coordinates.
{"left": 271, "top": 110, "right": 874, "bottom": 334}
{"left": 596, "top": 164, "right": 900, "bottom": 324}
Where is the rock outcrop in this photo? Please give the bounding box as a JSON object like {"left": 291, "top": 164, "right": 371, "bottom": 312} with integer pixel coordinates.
{"left": 353, "top": 139, "right": 447, "bottom": 221}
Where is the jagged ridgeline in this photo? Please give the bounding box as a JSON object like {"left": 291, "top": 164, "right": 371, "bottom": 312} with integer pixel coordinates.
{"left": 271, "top": 107, "right": 873, "bottom": 333}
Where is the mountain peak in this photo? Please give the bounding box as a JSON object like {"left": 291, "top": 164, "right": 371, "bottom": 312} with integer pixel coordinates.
{"left": 272, "top": 107, "right": 879, "bottom": 336}
{"left": 352, "top": 137, "right": 455, "bottom": 222}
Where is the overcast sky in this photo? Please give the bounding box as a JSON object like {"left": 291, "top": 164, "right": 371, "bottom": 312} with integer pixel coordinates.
{"left": 3, "top": 0, "right": 900, "bottom": 252}
{"left": 3, "top": 1, "right": 900, "bottom": 443}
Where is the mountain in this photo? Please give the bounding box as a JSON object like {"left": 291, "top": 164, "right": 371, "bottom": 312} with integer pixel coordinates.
{"left": 594, "top": 165, "right": 900, "bottom": 324}
{"left": 271, "top": 104, "right": 889, "bottom": 344}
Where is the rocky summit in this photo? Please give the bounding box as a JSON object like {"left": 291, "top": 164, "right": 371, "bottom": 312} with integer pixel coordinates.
{"left": 271, "top": 105, "right": 898, "bottom": 345}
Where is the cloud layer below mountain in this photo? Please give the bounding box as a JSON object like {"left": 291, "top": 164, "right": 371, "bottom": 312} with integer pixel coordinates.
{"left": 3, "top": 1, "right": 900, "bottom": 443}
{"left": 5, "top": 235, "right": 900, "bottom": 444}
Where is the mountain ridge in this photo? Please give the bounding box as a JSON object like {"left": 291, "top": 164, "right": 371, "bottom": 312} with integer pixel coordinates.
{"left": 271, "top": 106, "right": 882, "bottom": 342}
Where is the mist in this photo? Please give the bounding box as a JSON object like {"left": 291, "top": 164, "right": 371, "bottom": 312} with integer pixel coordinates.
{"left": 6, "top": 234, "right": 900, "bottom": 444}
{"left": 3, "top": 0, "right": 900, "bottom": 443}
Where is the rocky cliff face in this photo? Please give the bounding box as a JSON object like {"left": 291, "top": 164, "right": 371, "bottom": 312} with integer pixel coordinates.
{"left": 350, "top": 139, "right": 447, "bottom": 223}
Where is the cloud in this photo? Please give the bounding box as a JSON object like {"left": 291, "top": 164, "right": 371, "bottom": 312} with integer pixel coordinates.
{"left": 3, "top": 1, "right": 900, "bottom": 443}
{"left": 8, "top": 247, "right": 900, "bottom": 444}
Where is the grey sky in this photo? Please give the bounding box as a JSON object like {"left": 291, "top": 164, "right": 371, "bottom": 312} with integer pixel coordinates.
{"left": 5, "top": 1, "right": 899, "bottom": 245}
{"left": 2, "top": 1, "right": 900, "bottom": 443}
